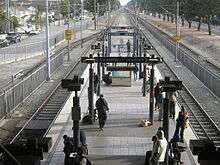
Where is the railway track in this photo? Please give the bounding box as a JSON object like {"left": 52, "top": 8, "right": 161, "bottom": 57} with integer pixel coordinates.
{"left": 0, "top": 32, "right": 101, "bottom": 93}
{"left": 7, "top": 37, "right": 96, "bottom": 144}
{"left": 0, "top": 11, "right": 119, "bottom": 145}
{"left": 129, "top": 12, "right": 220, "bottom": 150}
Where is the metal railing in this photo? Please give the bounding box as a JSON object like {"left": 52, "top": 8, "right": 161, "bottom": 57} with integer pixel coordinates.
{"left": 140, "top": 18, "right": 220, "bottom": 99}
{"left": 0, "top": 19, "right": 94, "bottom": 64}
{"left": 0, "top": 52, "right": 64, "bottom": 119}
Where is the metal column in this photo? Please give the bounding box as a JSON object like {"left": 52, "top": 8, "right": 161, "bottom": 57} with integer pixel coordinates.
{"left": 139, "top": 38, "right": 142, "bottom": 79}
{"left": 142, "top": 53, "right": 146, "bottom": 97}
{"left": 149, "top": 63, "right": 155, "bottom": 125}
{"left": 163, "top": 92, "right": 169, "bottom": 165}
{"left": 133, "top": 28, "right": 137, "bottom": 56}
{"left": 107, "top": 31, "right": 111, "bottom": 56}
{"left": 97, "top": 52, "right": 101, "bottom": 96}
{"left": 88, "top": 63, "right": 94, "bottom": 123}
{"left": 73, "top": 91, "right": 80, "bottom": 151}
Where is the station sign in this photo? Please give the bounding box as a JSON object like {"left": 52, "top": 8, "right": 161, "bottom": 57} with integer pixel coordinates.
{"left": 81, "top": 57, "right": 162, "bottom": 64}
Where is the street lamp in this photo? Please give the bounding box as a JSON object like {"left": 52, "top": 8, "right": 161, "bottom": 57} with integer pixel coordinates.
{"left": 80, "top": 0, "right": 84, "bottom": 48}
{"left": 175, "top": 0, "right": 180, "bottom": 62}
{"left": 159, "top": 2, "right": 180, "bottom": 62}
{"left": 46, "top": 0, "right": 51, "bottom": 81}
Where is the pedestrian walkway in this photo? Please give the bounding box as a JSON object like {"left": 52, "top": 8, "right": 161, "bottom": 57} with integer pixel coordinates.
{"left": 44, "top": 63, "right": 198, "bottom": 164}
{"left": 142, "top": 14, "right": 220, "bottom": 68}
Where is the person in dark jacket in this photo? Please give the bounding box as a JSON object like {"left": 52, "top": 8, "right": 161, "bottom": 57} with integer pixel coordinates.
{"left": 75, "top": 146, "right": 92, "bottom": 165}
{"left": 94, "top": 73, "right": 99, "bottom": 93}
{"left": 63, "top": 135, "right": 74, "bottom": 165}
{"left": 95, "top": 94, "right": 109, "bottom": 131}
{"left": 154, "top": 83, "right": 160, "bottom": 110}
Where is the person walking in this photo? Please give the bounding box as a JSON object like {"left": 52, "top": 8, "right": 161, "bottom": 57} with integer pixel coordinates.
{"left": 126, "top": 39, "right": 131, "bottom": 56}
{"left": 95, "top": 94, "right": 109, "bottom": 131}
{"left": 150, "top": 130, "right": 168, "bottom": 165}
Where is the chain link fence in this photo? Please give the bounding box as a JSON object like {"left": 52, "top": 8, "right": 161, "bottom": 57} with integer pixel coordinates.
{"left": 141, "top": 19, "right": 220, "bottom": 99}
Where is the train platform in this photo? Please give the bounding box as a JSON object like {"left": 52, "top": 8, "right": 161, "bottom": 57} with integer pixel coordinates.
{"left": 42, "top": 63, "right": 198, "bottom": 165}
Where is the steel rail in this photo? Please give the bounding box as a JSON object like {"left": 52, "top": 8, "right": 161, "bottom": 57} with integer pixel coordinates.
{"left": 129, "top": 12, "right": 220, "bottom": 149}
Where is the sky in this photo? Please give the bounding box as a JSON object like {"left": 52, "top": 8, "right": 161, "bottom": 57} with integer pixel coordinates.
{"left": 120, "top": 0, "right": 131, "bottom": 6}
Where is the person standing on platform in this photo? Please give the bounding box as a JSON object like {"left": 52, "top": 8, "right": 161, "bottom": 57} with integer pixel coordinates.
{"left": 94, "top": 73, "right": 99, "bottom": 94}
{"left": 150, "top": 130, "right": 168, "bottom": 165}
{"left": 126, "top": 39, "right": 131, "bottom": 56}
{"left": 95, "top": 94, "right": 109, "bottom": 131}
{"left": 158, "top": 90, "right": 165, "bottom": 121}
{"left": 63, "top": 135, "right": 74, "bottom": 165}
{"left": 75, "top": 146, "right": 92, "bottom": 165}
{"left": 133, "top": 64, "right": 138, "bottom": 81}
{"left": 180, "top": 106, "right": 189, "bottom": 142}
{"left": 154, "top": 83, "right": 160, "bottom": 111}
{"left": 169, "top": 91, "right": 177, "bottom": 119}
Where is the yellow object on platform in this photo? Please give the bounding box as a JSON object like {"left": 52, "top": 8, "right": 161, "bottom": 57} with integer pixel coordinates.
{"left": 65, "top": 29, "right": 73, "bottom": 40}
{"left": 172, "top": 35, "right": 182, "bottom": 42}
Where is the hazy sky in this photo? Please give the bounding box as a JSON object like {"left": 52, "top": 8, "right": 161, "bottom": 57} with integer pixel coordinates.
{"left": 120, "top": 0, "right": 131, "bottom": 6}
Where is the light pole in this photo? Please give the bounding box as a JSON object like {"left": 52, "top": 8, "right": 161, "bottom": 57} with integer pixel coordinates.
{"left": 73, "top": 1, "right": 76, "bottom": 39}
{"left": 94, "top": 0, "right": 96, "bottom": 30}
{"left": 67, "top": 0, "right": 70, "bottom": 61}
{"left": 159, "top": 4, "right": 180, "bottom": 62}
{"left": 80, "top": 0, "right": 83, "bottom": 48}
{"left": 175, "top": 0, "right": 180, "bottom": 62}
{"left": 46, "top": 0, "right": 51, "bottom": 81}
{"left": 5, "top": 0, "right": 10, "bottom": 33}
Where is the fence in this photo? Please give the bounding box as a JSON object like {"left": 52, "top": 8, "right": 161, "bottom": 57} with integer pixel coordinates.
{"left": 0, "top": 52, "right": 64, "bottom": 119}
{"left": 0, "top": 32, "right": 65, "bottom": 64}
{"left": 0, "top": 19, "right": 94, "bottom": 64}
{"left": 141, "top": 19, "right": 220, "bottom": 99}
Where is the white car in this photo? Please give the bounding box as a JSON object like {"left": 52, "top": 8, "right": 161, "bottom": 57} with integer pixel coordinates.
{"left": 29, "top": 30, "right": 40, "bottom": 35}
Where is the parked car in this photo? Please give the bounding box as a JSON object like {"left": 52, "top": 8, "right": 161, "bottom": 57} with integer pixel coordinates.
{"left": 6, "top": 33, "right": 21, "bottom": 43}
{"left": 0, "top": 39, "right": 10, "bottom": 48}
{"left": 29, "top": 29, "right": 40, "bottom": 35}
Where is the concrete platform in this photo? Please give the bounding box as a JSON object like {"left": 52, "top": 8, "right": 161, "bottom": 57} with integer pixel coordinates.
{"left": 43, "top": 66, "right": 198, "bottom": 165}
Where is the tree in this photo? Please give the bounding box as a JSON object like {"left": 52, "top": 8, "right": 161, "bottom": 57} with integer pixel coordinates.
{"left": 10, "top": 16, "right": 19, "bottom": 32}
{"left": 60, "top": 0, "right": 69, "bottom": 18}
{"left": 0, "top": 8, "right": 6, "bottom": 33}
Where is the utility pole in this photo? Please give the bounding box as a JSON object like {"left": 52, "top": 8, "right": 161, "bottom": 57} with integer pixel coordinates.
{"left": 46, "top": 0, "right": 51, "bottom": 81}
{"left": 94, "top": 0, "right": 96, "bottom": 30}
{"left": 97, "top": 3, "right": 99, "bottom": 30}
{"left": 73, "top": 1, "right": 76, "bottom": 39}
{"left": 67, "top": 0, "right": 70, "bottom": 61}
{"left": 175, "top": 0, "right": 180, "bottom": 62}
{"left": 80, "top": 0, "right": 83, "bottom": 48}
{"left": 5, "top": 0, "right": 10, "bottom": 33}
{"left": 107, "top": 0, "right": 111, "bottom": 27}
